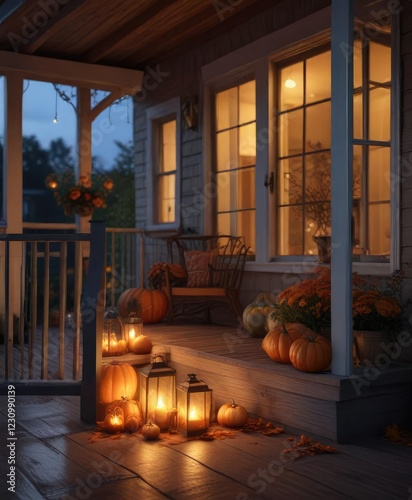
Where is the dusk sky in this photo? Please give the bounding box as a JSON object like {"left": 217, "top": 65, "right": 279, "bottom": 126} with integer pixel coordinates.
{"left": 0, "top": 78, "right": 133, "bottom": 170}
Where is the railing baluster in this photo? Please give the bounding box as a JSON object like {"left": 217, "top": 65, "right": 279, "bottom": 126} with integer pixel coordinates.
{"left": 19, "top": 242, "right": 26, "bottom": 379}
{"left": 73, "top": 241, "right": 82, "bottom": 380}
{"left": 29, "top": 242, "right": 38, "bottom": 379}
{"left": 59, "top": 241, "right": 68, "bottom": 380}
{"left": 41, "top": 241, "right": 50, "bottom": 380}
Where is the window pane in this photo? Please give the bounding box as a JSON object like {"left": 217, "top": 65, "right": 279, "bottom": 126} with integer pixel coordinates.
{"left": 238, "top": 167, "right": 255, "bottom": 210}
{"left": 354, "top": 39, "right": 362, "bottom": 89}
{"left": 278, "top": 206, "right": 303, "bottom": 255}
{"left": 217, "top": 212, "right": 231, "bottom": 236}
{"left": 368, "top": 203, "right": 390, "bottom": 255}
{"left": 305, "top": 150, "right": 331, "bottom": 235}
{"left": 239, "top": 81, "right": 256, "bottom": 124}
{"left": 279, "top": 62, "right": 303, "bottom": 110}
{"left": 216, "top": 129, "right": 237, "bottom": 171}
{"left": 157, "top": 174, "right": 175, "bottom": 223}
{"left": 217, "top": 171, "right": 231, "bottom": 212}
{"left": 353, "top": 145, "right": 362, "bottom": 200}
{"left": 306, "top": 51, "right": 331, "bottom": 103}
{"left": 161, "top": 120, "right": 176, "bottom": 172}
{"left": 354, "top": 92, "right": 363, "bottom": 139}
{"left": 306, "top": 102, "right": 331, "bottom": 149}
{"left": 238, "top": 209, "right": 255, "bottom": 252}
{"left": 369, "top": 87, "right": 390, "bottom": 141}
{"left": 370, "top": 42, "right": 391, "bottom": 83}
{"left": 239, "top": 123, "right": 256, "bottom": 167}
{"left": 216, "top": 87, "right": 238, "bottom": 130}
{"left": 368, "top": 146, "right": 390, "bottom": 202}
{"left": 279, "top": 109, "right": 303, "bottom": 157}
{"left": 279, "top": 157, "right": 303, "bottom": 205}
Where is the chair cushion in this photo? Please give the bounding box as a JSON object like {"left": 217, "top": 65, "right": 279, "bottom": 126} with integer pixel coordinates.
{"left": 184, "top": 250, "right": 215, "bottom": 287}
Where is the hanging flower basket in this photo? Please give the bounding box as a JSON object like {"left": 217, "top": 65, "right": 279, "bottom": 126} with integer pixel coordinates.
{"left": 45, "top": 169, "right": 114, "bottom": 217}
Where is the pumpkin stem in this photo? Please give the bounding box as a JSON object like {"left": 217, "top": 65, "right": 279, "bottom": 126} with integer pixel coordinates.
{"left": 231, "top": 399, "right": 237, "bottom": 407}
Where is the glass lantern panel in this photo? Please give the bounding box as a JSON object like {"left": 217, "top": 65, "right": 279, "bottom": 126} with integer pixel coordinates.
{"left": 177, "top": 390, "right": 188, "bottom": 432}
{"left": 102, "top": 308, "right": 126, "bottom": 356}
{"left": 187, "top": 392, "right": 211, "bottom": 433}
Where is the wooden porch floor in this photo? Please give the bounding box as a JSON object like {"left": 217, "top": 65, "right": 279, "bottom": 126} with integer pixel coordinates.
{"left": 0, "top": 393, "right": 411, "bottom": 499}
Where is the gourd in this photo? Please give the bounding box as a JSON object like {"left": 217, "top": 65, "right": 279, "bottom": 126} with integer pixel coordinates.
{"left": 243, "top": 292, "right": 277, "bottom": 338}
{"left": 262, "top": 323, "right": 310, "bottom": 364}
{"left": 103, "top": 407, "right": 124, "bottom": 433}
{"left": 289, "top": 334, "right": 332, "bottom": 373}
{"left": 117, "top": 288, "right": 168, "bottom": 324}
{"left": 131, "top": 334, "right": 153, "bottom": 354}
{"left": 217, "top": 400, "right": 249, "bottom": 428}
{"left": 266, "top": 310, "right": 281, "bottom": 333}
{"left": 100, "top": 362, "right": 138, "bottom": 404}
{"left": 142, "top": 420, "right": 161, "bottom": 440}
{"left": 125, "top": 415, "right": 142, "bottom": 433}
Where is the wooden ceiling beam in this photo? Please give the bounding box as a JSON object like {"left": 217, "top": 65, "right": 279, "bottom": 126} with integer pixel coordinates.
{"left": 0, "top": 50, "right": 143, "bottom": 94}
{"left": 82, "top": 0, "right": 173, "bottom": 64}
{"left": 122, "top": 0, "right": 269, "bottom": 65}
{"left": 21, "top": 0, "right": 88, "bottom": 54}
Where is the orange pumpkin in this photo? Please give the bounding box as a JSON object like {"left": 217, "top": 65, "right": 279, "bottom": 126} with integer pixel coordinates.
{"left": 217, "top": 400, "right": 249, "bottom": 428}
{"left": 117, "top": 288, "right": 168, "bottom": 324}
{"left": 262, "top": 323, "right": 310, "bottom": 364}
{"left": 106, "top": 397, "right": 142, "bottom": 422}
{"left": 100, "top": 362, "right": 138, "bottom": 404}
{"left": 131, "top": 335, "right": 153, "bottom": 354}
{"left": 289, "top": 334, "right": 332, "bottom": 373}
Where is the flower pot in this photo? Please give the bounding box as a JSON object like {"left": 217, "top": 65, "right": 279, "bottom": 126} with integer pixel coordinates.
{"left": 75, "top": 206, "right": 94, "bottom": 217}
{"left": 353, "top": 330, "right": 392, "bottom": 368}
{"left": 313, "top": 235, "right": 331, "bottom": 264}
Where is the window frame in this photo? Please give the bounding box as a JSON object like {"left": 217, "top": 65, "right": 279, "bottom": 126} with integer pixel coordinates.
{"left": 145, "top": 97, "right": 181, "bottom": 233}
{"left": 201, "top": 5, "right": 399, "bottom": 275}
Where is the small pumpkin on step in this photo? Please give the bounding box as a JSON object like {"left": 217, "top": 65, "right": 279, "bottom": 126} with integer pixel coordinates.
{"left": 217, "top": 399, "right": 249, "bottom": 428}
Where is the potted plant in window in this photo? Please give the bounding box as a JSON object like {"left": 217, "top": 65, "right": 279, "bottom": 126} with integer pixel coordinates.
{"left": 288, "top": 142, "right": 332, "bottom": 262}
{"left": 288, "top": 141, "right": 360, "bottom": 263}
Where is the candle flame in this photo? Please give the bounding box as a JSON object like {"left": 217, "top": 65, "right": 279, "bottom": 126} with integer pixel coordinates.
{"left": 189, "top": 407, "right": 200, "bottom": 420}
{"left": 157, "top": 398, "right": 166, "bottom": 409}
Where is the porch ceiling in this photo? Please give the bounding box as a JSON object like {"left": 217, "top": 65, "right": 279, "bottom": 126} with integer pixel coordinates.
{"left": 0, "top": 0, "right": 282, "bottom": 70}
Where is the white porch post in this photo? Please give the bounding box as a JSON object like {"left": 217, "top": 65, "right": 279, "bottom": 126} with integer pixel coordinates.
{"left": 4, "top": 74, "right": 23, "bottom": 232}
{"left": 76, "top": 87, "right": 93, "bottom": 234}
{"left": 331, "top": 0, "right": 354, "bottom": 376}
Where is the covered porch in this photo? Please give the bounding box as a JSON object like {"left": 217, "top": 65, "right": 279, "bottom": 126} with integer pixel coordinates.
{"left": 0, "top": 4, "right": 411, "bottom": 494}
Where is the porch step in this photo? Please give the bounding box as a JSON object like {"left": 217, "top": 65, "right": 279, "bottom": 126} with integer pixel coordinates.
{"left": 142, "top": 323, "right": 412, "bottom": 443}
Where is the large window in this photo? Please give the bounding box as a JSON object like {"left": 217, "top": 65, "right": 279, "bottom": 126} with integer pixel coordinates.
{"left": 214, "top": 81, "right": 256, "bottom": 251}
{"left": 277, "top": 35, "right": 391, "bottom": 259}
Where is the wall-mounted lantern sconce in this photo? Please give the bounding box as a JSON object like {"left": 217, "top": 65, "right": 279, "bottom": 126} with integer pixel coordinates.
{"left": 182, "top": 97, "right": 198, "bottom": 130}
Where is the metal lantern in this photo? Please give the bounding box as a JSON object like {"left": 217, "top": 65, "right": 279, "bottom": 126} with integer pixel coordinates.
{"left": 138, "top": 355, "right": 176, "bottom": 431}
{"left": 122, "top": 313, "right": 143, "bottom": 352}
{"left": 102, "top": 307, "right": 126, "bottom": 356}
{"left": 176, "top": 374, "right": 212, "bottom": 437}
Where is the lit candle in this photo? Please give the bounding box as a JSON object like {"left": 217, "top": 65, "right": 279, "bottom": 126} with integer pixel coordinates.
{"left": 188, "top": 406, "right": 203, "bottom": 431}
{"left": 128, "top": 328, "right": 136, "bottom": 350}
{"left": 154, "top": 398, "right": 168, "bottom": 428}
